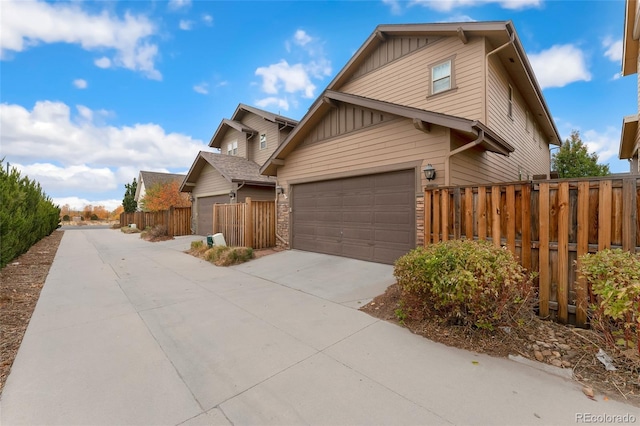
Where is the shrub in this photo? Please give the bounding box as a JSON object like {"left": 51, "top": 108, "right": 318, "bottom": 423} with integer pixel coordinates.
{"left": 62, "top": 214, "right": 70, "bottom": 221}
{"left": 141, "top": 225, "right": 169, "bottom": 240}
{"left": 90, "top": 214, "right": 99, "bottom": 221}
{"left": 394, "top": 240, "right": 534, "bottom": 330}
{"left": 203, "top": 246, "right": 254, "bottom": 266}
{"left": 578, "top": 249, "right": 640, "bottom": 355}
{"left": 121, "top": 226, "right": 141, "bottom": 234}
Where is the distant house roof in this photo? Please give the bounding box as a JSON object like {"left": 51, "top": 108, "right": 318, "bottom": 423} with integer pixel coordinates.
{"left": 209, "top": 104, "right": 298, "bottom": 149}
{"left": 135, "top": 171, "right": 185, "bottom": 201}
{"left": 261, "top": 90, "right": 515, "bottom": 176}
{"left": 180, "top": 151, "right": 275, "bottom": 192}
{"left": 325, "top": 20, "right": 561, "bottom": 147}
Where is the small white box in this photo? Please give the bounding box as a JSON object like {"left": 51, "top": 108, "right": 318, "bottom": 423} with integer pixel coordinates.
{"left": 212, "top": 233, "right": 226, "bottom": 247}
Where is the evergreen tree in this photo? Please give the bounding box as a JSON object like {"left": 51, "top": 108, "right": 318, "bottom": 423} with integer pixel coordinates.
{"left": 551, "top": 130, "right": 610, "bottom": 178}
{"left": 122, "top": 178, "right": 138, "bottom": 213}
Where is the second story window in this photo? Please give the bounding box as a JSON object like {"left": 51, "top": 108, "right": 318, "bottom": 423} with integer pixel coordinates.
{"left": 227, "top": 141, "right": 238, "bottom": 156}
{"left": 431, "top": 59, "right": 452, "bottom": 95}
{"left": 260, "top": 133, "right": 267, "bottom": 150}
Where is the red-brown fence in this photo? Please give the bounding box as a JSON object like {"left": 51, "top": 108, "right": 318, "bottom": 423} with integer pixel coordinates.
{"left": 424, "top": 176, "right": 639, "bottom": 327}
{"left": 212, "top": 198, "right": 276, "bottom": 249}
{"left": 119, "top": 206, "right": 192, "bottom": 237}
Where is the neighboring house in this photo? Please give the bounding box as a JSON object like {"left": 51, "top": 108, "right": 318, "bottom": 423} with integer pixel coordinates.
{"left": 134, "top": 171, "right": 186, "bottom": 210}
{"left": 620, "top": 0, "right": 640, "bottom": 174}
{"left": 261, "top": 21, "right": 562, "bottom": 264}
{"left": 181, "top": 104, "right": 297, "bottom": 235}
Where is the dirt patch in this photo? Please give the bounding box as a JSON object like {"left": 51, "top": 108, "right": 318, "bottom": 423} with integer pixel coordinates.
{"left": 361, "top": 283, "right": 640, "bottom": 407}
{"left": 0, "top": 230, "right": 64, "bottom": 394}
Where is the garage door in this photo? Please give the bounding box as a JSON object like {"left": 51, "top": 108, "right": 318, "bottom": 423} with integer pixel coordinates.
{"left": 196, "top": 195, "right": 228, "bottom": 235}
{"left": 292, "top": 169, "right": 415, "bottom": 264}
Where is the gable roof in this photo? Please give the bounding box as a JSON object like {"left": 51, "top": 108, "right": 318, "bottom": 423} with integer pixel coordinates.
{"left": 325, "top": 21, "right": 561, "bottom": 146}
{"left": 622, "top": 0, "right": 639, "bottom": 76}
{"left": 209, "top": 104, "right": 298, "bottom": 149}
{"left": 261, "top": 90, "right": 515, "bottom": 176}
{"left": 180, "top": 151, "right": 275, "bottom": 192}
{"left": 135, "top": 171, "right": 185, "bottom": 200}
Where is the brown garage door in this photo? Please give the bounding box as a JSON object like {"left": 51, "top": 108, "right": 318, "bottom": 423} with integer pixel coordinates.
{"left": 292, "top": 169, "right": 415, "bottom": 264}
{"left": 196, "top": 195, "right": 228, "bottom": 235}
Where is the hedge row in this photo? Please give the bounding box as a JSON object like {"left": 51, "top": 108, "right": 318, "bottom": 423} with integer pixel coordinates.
{"left": 0, "top": 162, "right": 60, "bottom": 268}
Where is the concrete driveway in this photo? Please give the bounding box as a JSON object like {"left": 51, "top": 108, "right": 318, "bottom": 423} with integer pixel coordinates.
{"left": 0, "top": 229, "right": 636, "bottom": 425}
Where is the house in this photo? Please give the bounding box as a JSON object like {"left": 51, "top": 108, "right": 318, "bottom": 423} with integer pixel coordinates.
{"left": 620, "top": 0, "right": 639, "bottom": 174}
{"left": 181, "top": 104, "right": 298, "bottom": 235}
{"left": 260, "top": 21, "right": 561, "bottom": 264}
{"left": 135, "top": 171, "right": 186, "bottom": 210}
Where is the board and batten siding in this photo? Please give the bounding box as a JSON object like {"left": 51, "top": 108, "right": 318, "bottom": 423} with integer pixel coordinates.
{"left": 339, "top": 36, "right": 485, "bottom": 122}
{"left": 192, "top": 163, "right": 231, "bottom": 197}
{"left": 276, "top": 118, "right": 448, "bottom": 189}
{"left": 484, "top": 56, "right": 551, "bottom": 181}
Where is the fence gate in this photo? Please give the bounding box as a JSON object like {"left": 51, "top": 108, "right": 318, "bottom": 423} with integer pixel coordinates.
{"left": 213, "top": 198, "right": 276, "bottom": 249}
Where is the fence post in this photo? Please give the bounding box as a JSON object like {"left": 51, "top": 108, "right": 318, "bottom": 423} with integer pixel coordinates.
{"left": 622, "top": 178, "right": 637, "bottom": 252}
{"left": 557, "top": 182, "right": 569, "bottom": 324}
{"left": 424, "top": 190, "right": 431, "bottom": 246}
{"left": 464, "top": 188, "right": 473, "bottom": 240}
{"left": 245, "top": 197, "right": 253, "bottom": 248}
{"left": 576, "top": 181, "right": 590, "bottom": 327}
{"left": 598, "top": 180, "right": 612, "bottom": 250}
{"left": 538, "top": 182, "right": 550, "bottom": 318}
{"left": 491, "top": 186, "right": 501, "bottom": 247}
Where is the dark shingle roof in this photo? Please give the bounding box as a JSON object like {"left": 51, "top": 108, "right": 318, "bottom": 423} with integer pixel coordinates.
{"left": 199, "top": 152, "right": 274, "bottom": 183}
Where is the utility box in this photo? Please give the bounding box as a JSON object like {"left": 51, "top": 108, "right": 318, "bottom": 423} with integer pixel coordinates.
{"left": 207, "top": 233, "right": 227, "bottom": 248}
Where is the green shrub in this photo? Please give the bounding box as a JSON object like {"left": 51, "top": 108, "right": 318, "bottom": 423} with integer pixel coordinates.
{"left": 90, "top": 214, "right": 99, "bottom": 221}
{"left": 190, "top": 240, "right": 204, "bottom": 250}
{"left": 394, "top": 240, "right": 534, "bottom": 330}
{"left": 578, "top": 249, "right": 640, "bottom": 355}
{"left": 62, "top": 214, "right": 70, "bottom": 221}
{"left": 0, "top": 160, "right": 60, "bottom": 268}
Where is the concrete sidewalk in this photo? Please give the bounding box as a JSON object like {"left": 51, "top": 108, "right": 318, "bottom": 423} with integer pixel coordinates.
{"left": 1, "top": 229, "right": 637, "bottom": 425}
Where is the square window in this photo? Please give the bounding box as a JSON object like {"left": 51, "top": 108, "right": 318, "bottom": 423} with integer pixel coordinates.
{"left": 260, "top": 133, "right": 267, "bottom": 150}
{"left": 431, "top": 60, "right": 451, "bottom": 94}
{"left": 227, "top": 141, "right": 238, "bottom": 156}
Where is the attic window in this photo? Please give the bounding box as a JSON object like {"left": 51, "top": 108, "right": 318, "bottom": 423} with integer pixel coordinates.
{"left": 431, "top": 59, "right": 452, "bottom": 94}
{"left": 260, "top": 133, "right": 267, "bottom": 150}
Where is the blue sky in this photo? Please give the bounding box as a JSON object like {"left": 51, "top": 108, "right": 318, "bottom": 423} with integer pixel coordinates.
{"left": 0, "top": 0, "right": 635, "bottom": 211}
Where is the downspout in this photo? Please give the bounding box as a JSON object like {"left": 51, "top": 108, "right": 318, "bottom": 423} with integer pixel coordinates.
{"left": 484, "top": 31, "right": 515, "bottom": 124}
{"left": 445, "top": 129, "right": 484, "bottom": 186}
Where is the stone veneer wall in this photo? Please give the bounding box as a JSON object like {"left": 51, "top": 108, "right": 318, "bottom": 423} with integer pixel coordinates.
{"left": 276, "top": 196, "right": 290, "bottom": 249}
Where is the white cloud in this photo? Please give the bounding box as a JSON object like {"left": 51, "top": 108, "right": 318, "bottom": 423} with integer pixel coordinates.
{"left": 528, "top": 44, "right": 591, "bottom": 89}
{"left": 0, "top": 101, "right": 205, "bottom": 197}
{"left": 1, "top": 0, "right": 161, "bottom": 79}
{"left": 193, "top": 83, "right": 209, "bottom": 94}
{"left": 602, "top": 37, "right": 623, "bottom": 63}
{"left": 73, "top": 79, "right": 87, "bottom": 89}
{"left": 440, "top": 14, "right": 476, "bottom": 22}
{"left": 293, "top": 30, "right": 312, "bottom": 47}
{"left": 94, "top": 56, "right": 112, "bottom": 68}
{"left": 382, "top": 0, "right": 402, "bottom": 14}
{"left": 407, "top": 0, "right": 540, "bottom": 11}
{"left": 256, "top": 60, "right": 316, "bottom": 98}
{"left": 168, "top": 0, "right": 191, "bottom": 11}
{"left": 255, "top": 30, "right": 332, "bottom": 104}
{"left": 581, "top": 127, "right": 620, "bottom": 164}
{"left": 255, "top": 97, "right": 290, "bottom": 111}
{"left": 202, "top": 14, "right": 213, "bottom": 26}
{"left": 179, "top": 20, "right": 193, "bottom": 31}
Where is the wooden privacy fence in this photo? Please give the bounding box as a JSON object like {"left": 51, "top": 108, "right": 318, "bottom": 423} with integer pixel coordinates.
{"left": 120, "top": 206, "right": 192, "bottom": 236}
{"left": 212, "top": 198, "right": 276, "bottom": 249}
{"left": 424, "top": 176, "right": 639, "bottom": 327}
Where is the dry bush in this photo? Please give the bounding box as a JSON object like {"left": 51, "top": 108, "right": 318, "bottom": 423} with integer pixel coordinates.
{"left": 121, "top": 226, "right": 141, "bottom": 234}
{"left": 202, "top": 246, "right": 254, "bottom": 266}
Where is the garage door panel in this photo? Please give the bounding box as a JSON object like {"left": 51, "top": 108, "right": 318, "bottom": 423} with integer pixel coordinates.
{"left": 196, "top": 195, "right": 228, "bottom": 235}
{"left": 292, "top": 169, "right": 415, "bottom": 264}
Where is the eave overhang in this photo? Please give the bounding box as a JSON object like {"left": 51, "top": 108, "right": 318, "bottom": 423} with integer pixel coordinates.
{"left": 622, "top": 0, "right": 639, "bottom": 76}
{"left": 620, "top": 114, "right": 639, "bottom": 159}
{"left": 209, "top": 119, "right": 258, "bottom": 149}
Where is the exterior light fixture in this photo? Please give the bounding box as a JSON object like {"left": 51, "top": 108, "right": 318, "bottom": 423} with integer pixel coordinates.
{"left": 229, "top": 191, "right": 236, "bottom": 199}
{"left": 276, "top": 185, "right": 285, "bottom": 195}
{"left": 423, "top": 164, "right": 436, "bottom": 181}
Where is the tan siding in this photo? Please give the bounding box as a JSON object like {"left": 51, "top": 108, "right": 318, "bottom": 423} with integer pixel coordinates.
{"left": 485, "top": 57, "right": 551, "bottom": 181}
{"left": 220, "top": 131, "right": 246, "bottom": 159}
{"left": 277, "top": 118, "right": 448, "bottom": 189}
{"left": 192, "top": 163, "right": 231, "bottom": 196}
{"left": 340, "top": 36, "right": 484, "bottom": 121}
{"left": 241, "top": 114, "right": 280, "bottom": 166}
{"left": 238, "top": 185, "right": 275, "bottom": 202}
{"left": 351, "top": 36, "right": 435, "bottom": 80}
